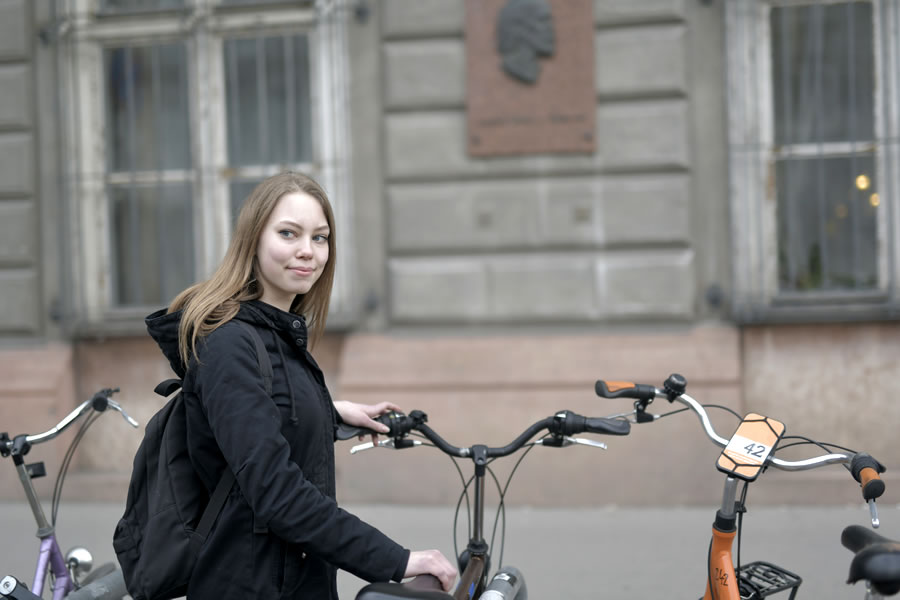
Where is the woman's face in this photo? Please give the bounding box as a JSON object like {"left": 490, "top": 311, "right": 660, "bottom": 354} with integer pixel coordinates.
{"left": 256, "top": 191, "right": 330, "bottom": 312}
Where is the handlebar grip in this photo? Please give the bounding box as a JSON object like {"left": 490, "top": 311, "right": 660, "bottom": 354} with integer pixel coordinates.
{"left": 851, "top": 453, "right": 886, "bottom": 501}
{"left": 594, "top": 380, "right": 656, "bottom": 401}
{"left": 583, "top": 416, "right": 631, "bottom": 436}
{"left": 859, "top": 467, "right": 885, "bottom": 501}
{"left": 335, "top": 413, "right": 390, "bottom": 441}
{"left": 555, "top": 411, "right": 630, "bottom": 436}
{"left": 335, "top": 411, "right": 417, "bottom": 441}
{"left": 404, "top": 575, "right": 443, "bottom": 592}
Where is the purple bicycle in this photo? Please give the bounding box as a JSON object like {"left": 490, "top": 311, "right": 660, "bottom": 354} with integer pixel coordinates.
{"left": 0, "top": 388, "right": 138, "bottom": 600}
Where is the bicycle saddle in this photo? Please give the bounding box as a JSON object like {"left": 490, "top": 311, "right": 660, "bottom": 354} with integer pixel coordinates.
{"left": 842, "top": 525, "right": 900, "bottom": 596}
{"left": 355, "top": 582, "right": 454, "bottom": 600}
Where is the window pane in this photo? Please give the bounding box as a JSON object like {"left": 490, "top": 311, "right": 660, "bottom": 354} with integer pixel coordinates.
{"left": 100, "top": 0, "right": 184, "bottom": 11}
{"left": 771, "top": 2, "right": 874, "bottom": 145}
{"left": 105, "top": 43, "right": 191, "bottom": 172}
{"left": 230, "top": 180, "right": 263, "bottom": 225}
{"left": 225, "top": 34, "right": 313, "bottom": 167}
{"left": 221, "top": 0, "right": 299, "bottom": 4}
{"left": 776, "top": 155, "right": 878, "bottom": 291}
{"left": 110, "top": 184, "right": 194, "bottom": 306}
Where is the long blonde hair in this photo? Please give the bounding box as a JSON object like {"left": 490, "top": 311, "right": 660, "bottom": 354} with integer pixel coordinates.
{"left": 169, "top": 172, "right": 336, "bottom": 364}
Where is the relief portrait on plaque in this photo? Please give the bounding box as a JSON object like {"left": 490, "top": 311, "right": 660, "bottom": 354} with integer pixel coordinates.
{"left": 466, "top": 0, "right": 595, "bottom": 156}
{"left": 496, "top": 0, "right": 555, "bottom": 85}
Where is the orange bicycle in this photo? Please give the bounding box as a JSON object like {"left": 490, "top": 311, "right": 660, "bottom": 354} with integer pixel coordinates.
{"left": 595, "top": 373, "right": 897, "bottom": 600}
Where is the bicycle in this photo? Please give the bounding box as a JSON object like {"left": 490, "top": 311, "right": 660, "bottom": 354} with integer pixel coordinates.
{"left": 1, "top": 388, "right": 139, "bottom": 600}
{"left": 335, "top": 408, "right": 631, "bottom": 599}
{"left": 594, "top": 372, "right": 899, "bottom": 599}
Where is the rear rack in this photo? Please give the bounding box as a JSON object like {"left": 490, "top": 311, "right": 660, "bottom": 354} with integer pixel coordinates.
{"left": 738, "top": 561, "right": 802, "bottom": 599}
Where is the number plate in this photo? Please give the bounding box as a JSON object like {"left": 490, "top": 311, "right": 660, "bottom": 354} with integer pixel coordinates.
{"left": 716, "top": 413, "right": 785, "bottom": 481}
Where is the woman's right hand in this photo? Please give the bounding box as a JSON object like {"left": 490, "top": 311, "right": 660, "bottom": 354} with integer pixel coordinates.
{"left": 405, "top": 549, "right": 458, "bottom": 592}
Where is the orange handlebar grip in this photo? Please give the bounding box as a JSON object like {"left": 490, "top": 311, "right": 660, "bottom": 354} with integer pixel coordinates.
{"left": 594, "top": 380, "right": 657, "bottom": 400}
{"left": 860, "top": 467, "right": 886, "bottom": 501}
{"left": 605, "top": 381, "right": 635, "bottom": 392}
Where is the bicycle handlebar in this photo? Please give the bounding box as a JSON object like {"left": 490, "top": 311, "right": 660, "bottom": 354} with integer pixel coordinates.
{"left": 337, "top": 409, "right": 630, "bottom": 459}
{"left": 0, "top": 388, "right": 138, "bottom": 457}
{"left": 594, "top": 374, "right": 886, "bottom": 501}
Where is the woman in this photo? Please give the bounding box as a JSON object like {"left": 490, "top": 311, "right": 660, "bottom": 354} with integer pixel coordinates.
{"left": 146, "top": 172, "right": 456, "bottom": 599}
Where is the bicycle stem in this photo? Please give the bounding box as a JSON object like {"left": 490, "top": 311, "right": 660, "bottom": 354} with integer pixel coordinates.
{"left": 12, "top": 455, "right": 52, "bottom": 535}
{"left": 720, "top": 477, "right": 739, "bottom": 518}
{"left": 472, "top": 470, "right": 486, "bottom": 544}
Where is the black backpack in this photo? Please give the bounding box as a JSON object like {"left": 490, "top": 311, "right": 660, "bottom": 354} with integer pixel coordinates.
{"left": 113, "top": 322, "right": 272, "bottom": 600}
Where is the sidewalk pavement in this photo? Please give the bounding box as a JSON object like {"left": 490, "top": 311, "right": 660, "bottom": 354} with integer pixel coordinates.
{"left": 1, "top": 501, "right": 894, "bottom": 599}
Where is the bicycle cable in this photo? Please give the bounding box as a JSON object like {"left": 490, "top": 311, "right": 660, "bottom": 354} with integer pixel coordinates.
{"left": 776, "top": 437, "right": 856, "bottom": 471}
{"left": 735, "top": 479, "right": 749, "bottom": 583}
{"left": 431, "top": 431, "right": 544, "bottom": 572}
{"left": 52, "top": 410, "right": 101, "bottom": 526}
{"left": 489, "top": 440, "right": 539, "bottom": 571}
{"left": 448, "top": 462, "right": 504, "bottom": 568}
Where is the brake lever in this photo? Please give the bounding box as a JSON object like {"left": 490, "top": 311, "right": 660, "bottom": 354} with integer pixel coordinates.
{"left": 604, "top": 410, "right": 660, "bottom": 424}
{"left": 868, "top": 500, "right": 880, "bottom": 529}
{"left": 107, "top": 399, "right": 139, "bottom": 428}
{"left": 350, "top": 438, "right": 422, "bottom": 454}
{"left": 537, "top": 436, "right": 607, "bottom": 450}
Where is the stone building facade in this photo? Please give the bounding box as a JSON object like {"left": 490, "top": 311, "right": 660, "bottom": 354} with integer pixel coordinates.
{"left": 2, "top": 0, "right": 899, "bottom": 508}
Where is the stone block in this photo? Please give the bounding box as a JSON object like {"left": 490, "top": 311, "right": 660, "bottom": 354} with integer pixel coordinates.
{"left": 0, "top": 65, "right": 31, "bottom": 128}
{"left": 541, "top": 178, "right": 602, "bottom": 245}
{"left": 381, "top": 0, "right": 464, "bottom": 37}
{"left": 0, "top": 269, "right": 39, "bottom": 333}
{"left": 598, "top": 249, "right": 695, "bottom": 318}
{"left": 385, "top": 101, "right": 690, "bottom": 179}
{"left": 0, "top": 200, "right": 35, "bottom": 265}
{"left": 594, "top": 0, "right": 686, "bottom": 25}
{"left": 743, "top": 324, "right": 900, "bottom": 470}
{"left": 338, "top": 325, "right": 740, "bottom": 388}
{"left": 0, "top": 343, "right": 74, "bottom": 500}
{"left": 0, "top": 0, "right": 28, "bottom": 60}
{"left": 595, "top": 25, "right": 687, "bottom": 97}
{"left": 488, "top": 254, "right": 596, "bottom": 318}
{"left": 597, "top": 100, "right": 690, "bottom": 169}
{"left": 384, "top": 40, "right": 464, "bottom": 109}
{"left": 390, "top": 176, "right": 690, "bottom": 251}
{"left": 0, "top": 134, "right": 34, "bottom": 195}
{"left": 389, "top": 257, "right": 488, "bottom": 320}
{"left": 388, "top": 180, "right": 541, "bottom": 251}
{"left": 601, "top": 174, "right": 691, "bottom": 245}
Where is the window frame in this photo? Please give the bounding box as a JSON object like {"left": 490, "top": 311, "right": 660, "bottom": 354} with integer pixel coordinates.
{"left": 57, "top": 0, "right": 356, "bottom": 334}
{"left": 725, "top": 0, "right": 900, "bottom": 323}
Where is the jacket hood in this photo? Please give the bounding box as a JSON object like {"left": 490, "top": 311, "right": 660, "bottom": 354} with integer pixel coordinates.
{"left": 146, "top": 300, "right": 307, "bottom": 380}
{"left": 146, "top": 308, "right": 187, "bottom": 378}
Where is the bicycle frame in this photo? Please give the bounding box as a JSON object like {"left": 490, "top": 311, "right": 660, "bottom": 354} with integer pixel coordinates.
{"left": 347, "top": 409, "right": 627, "bottom": 600}
{"left": 702, "top": 477, "right": 804, "bottom": 600}
{"left": 453, "top": 446, "right": 491, "bottom": 600}
{"left": 596, "top": 374, "right": 887, "bottom": 600}
{"left": 1, "top": 390, "right": 138, "bottom": 600}
{"left": 13, "top": 455, "right": 72, "bottom": 599}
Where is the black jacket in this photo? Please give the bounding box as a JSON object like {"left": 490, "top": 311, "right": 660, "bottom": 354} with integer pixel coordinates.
{"left": 146, "top": 300, "right": 409, "bottom": 599}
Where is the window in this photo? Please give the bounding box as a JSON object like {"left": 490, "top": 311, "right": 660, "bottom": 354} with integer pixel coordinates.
{"left": 726, "top": 0, "right": 900, "bottom": 321}
{"left": 57, "top": 0, "right": 354, "bottom": 328}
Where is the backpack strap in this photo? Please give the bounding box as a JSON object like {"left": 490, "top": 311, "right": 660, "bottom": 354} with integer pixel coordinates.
{"left": 191, "top": 320, "right": 273, "bottom": 550}
{"left": 236, "top": 320, "right": 273, "bottom": 396}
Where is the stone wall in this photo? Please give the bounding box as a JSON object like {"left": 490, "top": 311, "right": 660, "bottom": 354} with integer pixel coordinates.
{"left": 0, "top": 0, "right": 39, "bottom": 335}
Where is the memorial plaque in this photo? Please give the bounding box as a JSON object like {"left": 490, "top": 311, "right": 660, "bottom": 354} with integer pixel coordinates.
{"left": 466, "top": 0, "right": 595, "bottom": 156}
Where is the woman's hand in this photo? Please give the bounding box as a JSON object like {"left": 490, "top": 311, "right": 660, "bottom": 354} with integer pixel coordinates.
{"left": 333, "top": 400, "right": 400, "bottom": 438}
{"left": 405, "top": 549, "right": 458, "bottom": 592}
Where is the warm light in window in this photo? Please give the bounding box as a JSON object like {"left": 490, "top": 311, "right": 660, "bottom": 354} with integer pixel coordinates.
{"left": 856, "top": 174, "right": 871, "bottom": 190}
{"left": 870, "top": 193, "right": 880, "bottom": 207}
{"left": 835, "top": 203, "right": 849, "bottom": 219}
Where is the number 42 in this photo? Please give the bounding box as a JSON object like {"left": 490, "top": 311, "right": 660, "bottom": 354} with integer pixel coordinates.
{"left": 744, "top": 443, "right": 765, "bottom": 457}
